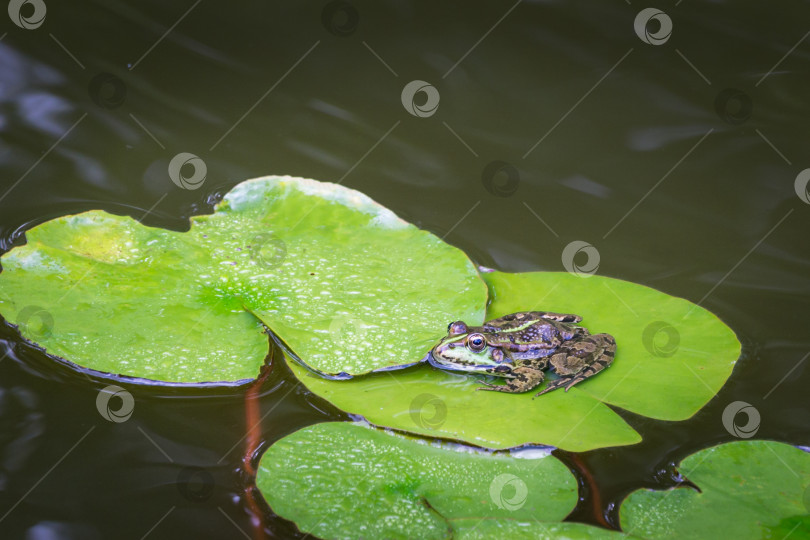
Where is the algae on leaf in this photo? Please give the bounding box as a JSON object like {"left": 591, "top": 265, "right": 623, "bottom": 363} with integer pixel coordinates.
{"left": 0, "top": 176, "right": 487, "bottom": 383}
{"left": 256, "top": 421, "right": 583, "bottom": 540}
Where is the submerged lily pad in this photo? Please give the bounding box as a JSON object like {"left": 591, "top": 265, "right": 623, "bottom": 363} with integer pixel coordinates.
{"left": 620, "top": 440, "right": 810, "bottom": 539}
{"left": 255, "top": 421, "right": 586, "bottom": 540}
{"left": 0, "top": 176, "right": 486, "bottom": 383}
{"left": 288, "top": 271, "right": 740, "bottom": 451}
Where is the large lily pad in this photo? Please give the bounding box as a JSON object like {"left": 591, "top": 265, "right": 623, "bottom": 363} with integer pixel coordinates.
{"left": 483, "top": 271, "right": 741, "bottom": 420}
{"left": 620, "top": 440, "right": 810, "bottom": 539}
{"left": 287, "top": 271, "right": 740, "bottom": 451}
{"left": 255, "top": 421, "right": 590, "bottom": 539}
{"left": 287, "top": 359, "right": 640, "bottom": 452}
{"left": 0, "top": 176, "right": 487, "bottom": 383}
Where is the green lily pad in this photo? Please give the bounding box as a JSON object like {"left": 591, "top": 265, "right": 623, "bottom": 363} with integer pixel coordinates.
{"left": 620, "top": 440, "right": 810, "bottom": 539}
{"left": 288, "top": 271, "right": 740, "bottom": 450}
{"left": 483, "top": 271, "right": 741, "bottom": 420}
{"left": 287, "top": 358, "right": 640, "bottom": 452}
{"left": 453, "top": 519, "right": 634, "bottom": 539}
{"left": 256, "top": 421, "right": 585, "bottom": 540}
{"left": 0, "top": 176, "right": 487, "bottom": 383}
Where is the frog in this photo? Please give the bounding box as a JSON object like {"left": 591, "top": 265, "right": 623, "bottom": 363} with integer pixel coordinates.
{"left": 428, "top": 311, "right": 615, "bottom": 396}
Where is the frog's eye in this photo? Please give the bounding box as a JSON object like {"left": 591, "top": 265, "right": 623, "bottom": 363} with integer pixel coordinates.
{"left": 448, "top": 321, "right": 468, "bottom": 335}
{"left": 466, "top": 333, "right": 486, "bottom": 352}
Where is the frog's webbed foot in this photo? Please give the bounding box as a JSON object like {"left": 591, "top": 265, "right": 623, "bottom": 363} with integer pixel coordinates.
{"left": 534, "top": 333, "right": 615, "bottom": 397}
{"left": 476, "top": 366, "right": 545, "bottom": 394}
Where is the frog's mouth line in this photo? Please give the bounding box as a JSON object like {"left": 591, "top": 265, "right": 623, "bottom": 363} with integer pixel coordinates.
{"left": 427, "top": 352, "right": 502, "bottom": 372}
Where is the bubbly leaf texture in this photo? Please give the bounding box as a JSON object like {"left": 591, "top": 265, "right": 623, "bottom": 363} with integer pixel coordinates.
{"left": 256, "top": 422, "right": 586, "bottom": 540}
{"left": 453, "top": 519, "right": 634, "bottom": 539}
{"left": 620, "top": 440, "right": 810, "bottom": 539}
{"left": 0, "top": 176, "right": 487, "bottom": 382}
{"left": 287, "top": 271, "right": 740, "bottom": 450}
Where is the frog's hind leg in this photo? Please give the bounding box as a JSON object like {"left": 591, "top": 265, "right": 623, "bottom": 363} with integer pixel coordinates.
{"left": 476, "top": 367, "right": 545, "bottom": 394}
{"left": 534, "top": 334, "right": 615, "bottom": 396}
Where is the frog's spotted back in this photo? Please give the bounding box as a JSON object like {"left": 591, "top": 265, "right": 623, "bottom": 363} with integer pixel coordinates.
{"left": 430, "top": 311, "right": 615, "bottom": 396}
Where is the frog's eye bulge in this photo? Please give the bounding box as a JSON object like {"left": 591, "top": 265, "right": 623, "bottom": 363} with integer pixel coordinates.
{"left": 448, "top": 321, "right": 468, "bottom": 335}
{"left": 466, "top": 333, "right": 486, "bottom": 351}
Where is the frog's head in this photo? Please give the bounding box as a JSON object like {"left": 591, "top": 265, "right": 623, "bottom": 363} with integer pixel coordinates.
{"left": 429, "top": 320, "right": 508, "bottom": 372}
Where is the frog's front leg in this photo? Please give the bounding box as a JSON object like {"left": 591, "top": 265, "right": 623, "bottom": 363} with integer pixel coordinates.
{"left": 535, "top": 333, "right": 615, "bottom": 396}
{"left": 475, "top": 359, "right": 548, "bottom": 394}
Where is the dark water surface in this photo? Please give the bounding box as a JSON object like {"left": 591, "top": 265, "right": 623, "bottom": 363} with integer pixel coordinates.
{"left": 0, "top": 0, "right": 809, "bottom": 538}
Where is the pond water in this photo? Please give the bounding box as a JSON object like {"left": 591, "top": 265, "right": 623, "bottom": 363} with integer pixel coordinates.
{"left": 0, "top": 0, "right": 809, "bottom": 538}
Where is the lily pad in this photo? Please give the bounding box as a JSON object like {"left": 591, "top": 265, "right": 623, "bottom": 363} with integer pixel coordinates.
{"left": 287, "top": 358, "right": 640, "bottom": 452}
{"left": 620, "top": 440, "right": 810, "bottom": 539}
{"left": 287, "top": 271, "right": 740, "bottom": 450}
{"left": 255, "top": 421, "right": 585, "bottom": 540}
{"left": 453, "top": 519, "right": 633, "bottom": 539}
{"left": 0, "top": 176, "right": 487, "bottom": 383}
{"left": 483, "top": 271, "right": 741, "bottom": 420}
